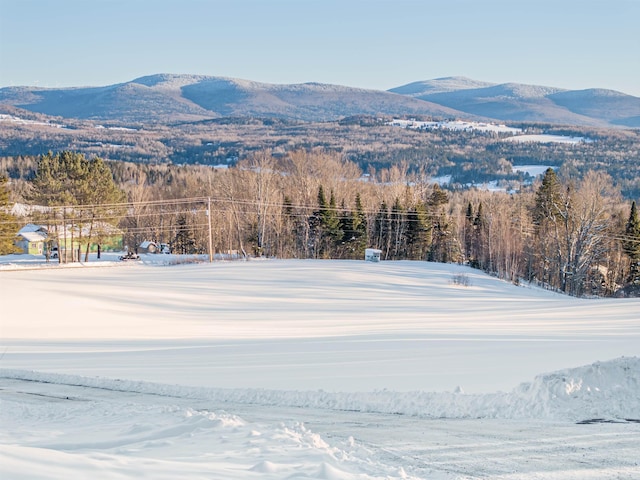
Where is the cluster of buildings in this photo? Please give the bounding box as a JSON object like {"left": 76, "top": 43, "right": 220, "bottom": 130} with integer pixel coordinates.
{"left": 14, "top": 223, "right": 124, "bottom": 258}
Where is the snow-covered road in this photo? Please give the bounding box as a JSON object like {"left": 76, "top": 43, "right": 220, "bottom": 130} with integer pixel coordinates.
{"left": 2, "top": 375, "right": 639, "bottom": 479}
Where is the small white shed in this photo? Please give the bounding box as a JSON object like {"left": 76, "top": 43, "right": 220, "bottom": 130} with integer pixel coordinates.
{"left": 365, "top": 248, "right": 382, "bottom": 262}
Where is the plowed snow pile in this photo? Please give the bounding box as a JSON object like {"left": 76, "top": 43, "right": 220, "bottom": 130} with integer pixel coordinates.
{"left": 3, "top": 356, "right": 639, "bottom": 422}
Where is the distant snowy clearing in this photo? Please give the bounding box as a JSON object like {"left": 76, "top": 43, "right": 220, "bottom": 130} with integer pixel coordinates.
{"left": 513, "top": 164, "right": 553, "bottom": 177}
{"left": 389, "top": 118, "right": 522, "bottom": 134}
{"left": 504, "top": 134, "right": 592, "bottom": 144}
{"left": 1, "top": 258, "right": 639, "bottom": 479}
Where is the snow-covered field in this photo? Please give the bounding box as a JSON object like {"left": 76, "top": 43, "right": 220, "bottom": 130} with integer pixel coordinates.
{"left": 512, "top": 165, "right": 553, "bottom": 178}
{"left": 1, "top": 256, "right": 639, "bottom": 479}
{"left": 389, "top": 119, "right": 522, "bottom": 134}
{"left": 503, "top": 134, "right": 592, "bottom": 144}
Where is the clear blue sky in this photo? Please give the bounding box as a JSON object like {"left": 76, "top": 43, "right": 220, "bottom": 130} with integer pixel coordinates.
{"left": 1, "top": 0, "right": 639, "bottom": 96}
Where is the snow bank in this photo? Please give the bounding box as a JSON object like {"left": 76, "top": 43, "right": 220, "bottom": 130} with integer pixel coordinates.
{"left": 3, "top": 357, "right": 638, "bottom": 422}
{"left": 511, "top": 357, "right": 640, "bottom": 421}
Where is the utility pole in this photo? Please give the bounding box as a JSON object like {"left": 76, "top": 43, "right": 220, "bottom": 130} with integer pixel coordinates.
{"left": 207, "top": 197, "right": 213, "bottom": 263}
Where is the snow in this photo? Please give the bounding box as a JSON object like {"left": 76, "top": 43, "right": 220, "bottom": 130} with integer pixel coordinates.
{"left": 95, "top": 124, "right": 137, "bottom": 131}
{"left": 1, "top": 257, "right": 639, "bottom": 478}
{"left": 389, "top": 118, "right": 522, "bottom": 134}
{"left": 513, "top": 165, "right": 554, "bottom": 177}
{"left": 429, "top": 174, "right": 452, "bottom": 186}
{"left": 0, "top": 113, "right": 67, "bottom": 129}
{"left": 503, "top": 134, "right": 592, "bottom": 144}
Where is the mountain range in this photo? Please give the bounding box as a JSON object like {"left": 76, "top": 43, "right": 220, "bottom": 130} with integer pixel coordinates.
{"left": 1, "top": 74, "right": 639, "bottom": 128}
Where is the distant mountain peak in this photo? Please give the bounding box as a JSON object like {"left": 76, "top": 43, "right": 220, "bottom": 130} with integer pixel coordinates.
{"left": 389, "top": 77, "right": 496, "bottom": 96}
{"left": 492, "top": 82, "right": 565, "bottom": 98}
{"left": 551, "top": 87, "right": 631, "bottom": 99}
{"left": 132, "top": 73, "right": 219, "bottom": 88}
{"left": 433, "top": 75, "right": 485, "bottom": 83}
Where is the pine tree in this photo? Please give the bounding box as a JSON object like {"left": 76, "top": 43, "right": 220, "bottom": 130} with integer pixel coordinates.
{"left": 405, "top": 203, "right": 430, "bottom": 260}
{"left": 533, "top": 167, "right": 563, "bottom": 226}
{"left": 350, "top": 193, "right": 368, "bottom": 257}
{"left": 79, "top": 157, "right": 126, "bottom": 261}
{"left": 0, "top": 176, "right": 21, "bottom": 255}
{"left": 465, "top": 202, "right": 474, "bottom": 223}
{"left": 389, "top": 198, "right": 406, "bottom": 259}
{"left": 429, "top": 211, "right": 452, "bottom": 263}
{"left": 337, "top": 199, "right": 352, "bottom": 258}
{"left": 314, "top": 187, "right": 341, "bottom": 257}
{"left": 473, "top": 202, "right": 488, "bottom": 270}
{"left": 531, "top": 167, "right": 564, "bottom": 288}
{"left": 622, "top": 201, "right": 640, "bottom": 285}
{"left": 31, "top": 152, "right": 125, "bottom": 262}
{"left": 324, "top": 190, "right": 342, "bottom": 244}
{"left": 172, "top": 214, "right": 198, "bottom": 254}
{"left": 31, "top": 151, "right": 79, "bottom": 206}
{"left": 373, "top": 201, "right": 390, "bottom": 258}
{"left": 428, "top": 184, "right": 449, "bottom": 208}
{"left": 310, "top": 186, "right": 341, "bottom": 258}
{"left": 464, "top": 201, "right": 474, "bottom": 265}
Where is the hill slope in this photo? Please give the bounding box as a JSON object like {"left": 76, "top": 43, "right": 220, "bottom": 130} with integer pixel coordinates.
{"left": 2, "top": 74, "right": 639, "bottom": 127}
{"left": 389, "top": 77, "right": 640, "bottom": 127}
{"left": 0, "top": 74, "right": 462, "bottom": 124}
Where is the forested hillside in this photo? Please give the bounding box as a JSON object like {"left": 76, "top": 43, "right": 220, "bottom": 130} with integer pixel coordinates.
{"left": 2, "top": 109, "right": 640, "bottom": 198}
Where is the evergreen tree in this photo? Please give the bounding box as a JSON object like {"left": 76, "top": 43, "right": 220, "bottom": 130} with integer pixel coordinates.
{"left": 350, "top": 193, "right": 368, "bottom": 257}
{"left": 533, "top": 167, "right": 563, "bottom": 226}
{"left": 324, "top": 190, "right": 342, "bottom": 245}
{"left": 172, "top": 214, "right": 198, "bottom": 254}
{"left": 429, "top": 212, "right": 452, "bottom": 263}
{"left": 337, "top": 199, "right": 352, "bottom": 258}
{"left": 465, "top": 202, "right": 474, "bottom": 223}
{"left": 31, "top": 151, "right": 79, "bottom": 206}
{"left": 316, "top": 185, "right": 328, "bottom": 216}
{"left": 281, "top": 195, "right": 304, "bottom": 257}
{"left": 312, "top": 186, "right": 342, "bottom": 258}
{"left": 31, "top": 152, "right": 125, "bottom": 262}
{"left": 373, "top": 201, "right": 390, "bottom": 259}
{"left": 473, "top": 202, "right": 488, "bottom": 270}
{"left": 307, "top": 187, "right": 324, "bottom": 258}
{"left": 622, "top": 201, "right": 640, "bottom": 285}
{"left": 389, "top": 198, "right": 406, "bottom": 259}
{"left": 464, "top": 201, "right": 474, "bottom": 265}
{"left": 428, "top": 183, "right": 449, "bottom": 208}
{"left": 531, "top": 167, "right": 564, "bottom": 288}
{"left": 0, "top": 176, "right": 21, "bottom": 255}
{"left": 405, "top": 203, "right": 430, "bottom": 260}
{"left": 338, "top": 196, "right": 368, "bottom": 259}
{"left": 79, "top": 157, "right": 126, "bottom": 261}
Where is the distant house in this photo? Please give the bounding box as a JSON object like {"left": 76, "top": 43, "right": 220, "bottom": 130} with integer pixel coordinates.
{"left": 15, "top": 224, "right": 49, "bottom": 255}
{"left": 138, "top": 240, "right": 158, "bottom": 254}
{"left": 365, "top": 248, "right": 382, "bottom": 262}
{"left": 138, "top": 240, "right": 170, "bottom": 254}
{"left": 15, "top": 222, "right": 124, "bottom": 260}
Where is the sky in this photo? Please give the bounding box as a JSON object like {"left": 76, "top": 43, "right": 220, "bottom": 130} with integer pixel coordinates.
{"left": 1, "top": 0, "right": 639, "bottom": 96}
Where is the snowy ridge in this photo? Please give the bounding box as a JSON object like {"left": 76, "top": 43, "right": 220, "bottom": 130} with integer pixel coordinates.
{"left": 3, "top": 357, "right": 638, "bottom": 422}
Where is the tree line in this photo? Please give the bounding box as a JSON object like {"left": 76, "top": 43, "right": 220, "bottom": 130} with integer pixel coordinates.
{"left": 1, "top": 150, "right": 639, "bottom": 297}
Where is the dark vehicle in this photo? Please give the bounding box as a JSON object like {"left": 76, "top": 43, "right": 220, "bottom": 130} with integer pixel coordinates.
{"left": 119, "top": 251, "right": 140, "bottom": 261}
